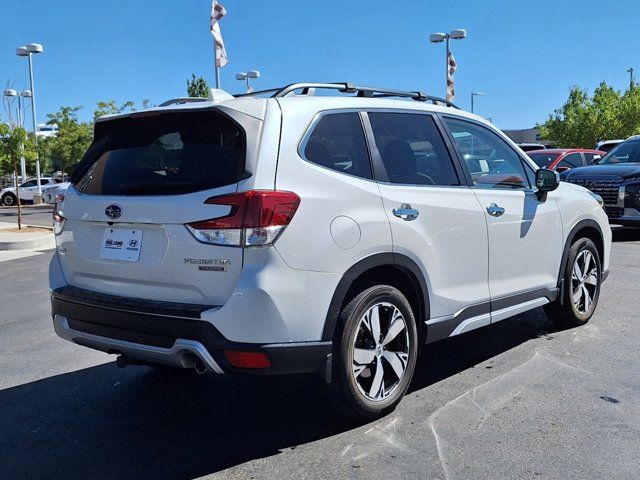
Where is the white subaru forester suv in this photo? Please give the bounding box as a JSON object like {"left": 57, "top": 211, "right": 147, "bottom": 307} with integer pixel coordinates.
{"left": 50, "top": 83, "right": 611, "bottom": 418}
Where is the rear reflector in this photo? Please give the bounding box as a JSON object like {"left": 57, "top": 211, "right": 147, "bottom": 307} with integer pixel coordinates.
{"left": 223, "top": 350, "right": 272, "bottom": 369}
{"left": 53, "top": 193, "right": 66, "bottom": 234}
{"left": 186, "top": 190, "right": 300, "bottom": 247}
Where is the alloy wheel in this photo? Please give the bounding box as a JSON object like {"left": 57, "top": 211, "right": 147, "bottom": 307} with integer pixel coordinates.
{"left": 571, "top": 249, "right": 598, "bottom": 314}
{"left": 351, "top": 302, "right": 410, "bottom": 402}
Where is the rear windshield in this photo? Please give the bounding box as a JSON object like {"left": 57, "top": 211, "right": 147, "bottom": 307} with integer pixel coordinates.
{"left": 72, "top": 110, "right": 246, "bottom": 195}
{"left": 528, "top": 152, "right": 560, "bottom": 167}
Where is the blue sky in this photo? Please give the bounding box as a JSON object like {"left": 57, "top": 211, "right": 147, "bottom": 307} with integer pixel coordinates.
{"left": 1, "top": 0, "right": 637, "bottom": 129}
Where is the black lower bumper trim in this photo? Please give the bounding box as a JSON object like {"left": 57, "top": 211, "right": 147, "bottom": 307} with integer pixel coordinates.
{"left": 51, "top": 286, "right": 331, "bottom": 375}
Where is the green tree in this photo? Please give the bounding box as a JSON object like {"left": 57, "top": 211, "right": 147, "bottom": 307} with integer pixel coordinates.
{"left": 0, "top": 124, "right": 36, "bottom": 228}
{"left": 93, "top": 100, "right": 135, "bottom": 119}
{"left": 539, "top": 81, "right": 640, "bottom": 148}
{"left": 45, "top": 106, "right": 93, "bottom": 177}
{"left": 187, "top": 74, "right": 210, "bottom": 98}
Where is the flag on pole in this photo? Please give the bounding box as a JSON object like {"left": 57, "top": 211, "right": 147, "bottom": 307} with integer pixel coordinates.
{"left": 210, "top": 1, "right": 229, "bottom": 67}
{"left": 446, "top": 50, "right": 457, "bottom": 102}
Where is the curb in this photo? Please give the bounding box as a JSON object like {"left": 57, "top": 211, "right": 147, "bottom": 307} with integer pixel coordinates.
{"left": 0, "top": 225, "right": 55, "bottom": 251}
{"left": 0, "top": 204, "right": 52, "bottom": 210}
{"left": 0, "top": 235, "right": 55, "bottom": 251}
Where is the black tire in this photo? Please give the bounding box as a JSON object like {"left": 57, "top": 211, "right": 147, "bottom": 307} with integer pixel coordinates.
{"left": 544, "top": 238, "right": 602, "bottom": 327}
{"left": 329, "top": 285, "right": 418, "bottom": 418}
{"left": 1, "top": 193, "right": 17, "bottom": 207}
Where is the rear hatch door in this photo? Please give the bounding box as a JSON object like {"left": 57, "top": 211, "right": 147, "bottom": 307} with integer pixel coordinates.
{"left": 57, "top": 106, "right": 260, "bottom": 306}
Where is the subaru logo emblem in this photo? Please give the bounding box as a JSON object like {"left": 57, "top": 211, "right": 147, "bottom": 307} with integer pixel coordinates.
{"left": 105, "top": 204, "right": 122, "bottom": 219}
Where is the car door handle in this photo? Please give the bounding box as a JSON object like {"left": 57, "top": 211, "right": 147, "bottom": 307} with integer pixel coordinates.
{"left": 486, "top": 203, "right": 505, "bottom": 217}
{"left": 392, "top": 204, "right": 419, "bottom": 221}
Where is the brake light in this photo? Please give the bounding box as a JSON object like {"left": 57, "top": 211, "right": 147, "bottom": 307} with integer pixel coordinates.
{"left": 53, "top": 193, "right": 66, "bottom": 234}
{"left": 186, "top": 190, "right": 300, "bottom": 247}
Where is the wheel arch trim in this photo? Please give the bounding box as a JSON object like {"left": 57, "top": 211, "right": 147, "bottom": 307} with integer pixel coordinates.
{"left": 558, "top": 219, "right": 605, "bottom": 284}
{"left": 321, "top": 253, "right": 430, "bottom": 341}
{"left": 557, "top": 219, "right": 605, "bottom": 303}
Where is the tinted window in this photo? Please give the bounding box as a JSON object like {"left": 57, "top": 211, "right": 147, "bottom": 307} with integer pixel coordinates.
{"left": 368, "top": 113, "right": 459, "bottom": 186}
{"left": 73, "top": 110, "right": 246, "bottom": 196}
{"left": 598, "top": 140, "right": 640, "bottom": 164}
{"left": 560, "top": 153, "right": 582, "bottom": 168}
{"left": 303, "top": 113, "right": 372, "bottom": 179}
{"left": 444, "top": 118, "right": 530, "bottom": 189}
{"left": 584, "top": 153, "right": 601, "bottom": 164}
{"left": 529, "top": 152, "right": 560, "bottom": 168}
{"left": 21, "top": 180, "right": 36, "bottom": 187}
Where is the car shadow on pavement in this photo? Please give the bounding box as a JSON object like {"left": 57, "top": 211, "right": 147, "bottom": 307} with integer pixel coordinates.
{"left": 410, "top": 308, "right": 564, "bottom": 393}
{"left": 0, "top": 309, "right": 568, "bottom": 480}
{"left": 611, "top": 227, "right": 640, "bottom": 242}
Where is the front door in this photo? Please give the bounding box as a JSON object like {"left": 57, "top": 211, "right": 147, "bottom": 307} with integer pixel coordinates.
{"left": 441, "top": 116, "right": 563, "bottom": 320}
{"left": 19, "top": 180, "right": 37, "bottom": 201}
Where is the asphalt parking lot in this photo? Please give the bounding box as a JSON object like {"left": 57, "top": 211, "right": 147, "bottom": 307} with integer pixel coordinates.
{"left": 0, "top": 229, "right": 639, "bottom": 480}
{"left": 0, "top": 205, "right": 53, "bottom": 227}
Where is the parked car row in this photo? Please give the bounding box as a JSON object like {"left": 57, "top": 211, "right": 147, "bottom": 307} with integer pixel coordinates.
{"left": 0, "top": 177, "right": 70, "bottom": 206}
{"left": 560, "top": 135, "right": 640, "bottom": 228}
{"left": 528, "top": 149, "right": 605, "bottom": 171}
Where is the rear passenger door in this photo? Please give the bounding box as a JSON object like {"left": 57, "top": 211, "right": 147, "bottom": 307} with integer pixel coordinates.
{"left": 364, "top": 111, "right": 491, "bottom": 327}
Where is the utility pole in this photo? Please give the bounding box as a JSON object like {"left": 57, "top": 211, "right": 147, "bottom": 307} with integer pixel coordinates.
{"left": 628, "top": 67, "right": 635, "bottom": 88}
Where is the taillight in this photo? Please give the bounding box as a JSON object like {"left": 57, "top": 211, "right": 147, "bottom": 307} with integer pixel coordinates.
{"left": 186, "top": 190, "right": 300, "bottom": 247}
{"left": 53, "top": 193, "right": 66, "bottom": 234}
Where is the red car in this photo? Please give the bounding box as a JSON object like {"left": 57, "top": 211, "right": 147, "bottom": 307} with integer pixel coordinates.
{"left": 527, "top": 149, "right": 606, "bottom": 172}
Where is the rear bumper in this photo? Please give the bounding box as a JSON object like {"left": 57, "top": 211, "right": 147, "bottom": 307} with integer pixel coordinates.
{"left": 51, "top": 285, "right": 332, "bottom": 375}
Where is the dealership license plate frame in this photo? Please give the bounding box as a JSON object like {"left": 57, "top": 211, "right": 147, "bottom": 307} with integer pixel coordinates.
{"left": 99, "top": 228, "right": 143, "bottom": 262}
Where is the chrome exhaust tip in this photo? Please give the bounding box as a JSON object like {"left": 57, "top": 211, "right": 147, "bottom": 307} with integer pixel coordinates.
{"left": 194, "top": 357, "right": 208, "bottom": 374}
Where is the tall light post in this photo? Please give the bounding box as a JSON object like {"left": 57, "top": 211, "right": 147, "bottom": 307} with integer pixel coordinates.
{"left": 17, "top": 43, "right": 44, "bottom": 202}
{"left": 3, "top": 88, "right": 32, "bottom": 182}
{"left": 471, "top": 92, "right": 484, "bottom": 114}
{"left": 429, "top": 29, "right": 466, "bottom": 99}
{"left": 235, "top": 70, "right": 260, "bottom": 93}
{"left": 628, "top": 67, "right": 635, "bottom": 88}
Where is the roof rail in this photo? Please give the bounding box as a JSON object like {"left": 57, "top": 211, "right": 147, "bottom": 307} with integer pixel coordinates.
{"left": 158, "top": 97, "right": 209, "bottom": 107}
{"left": 265, "top": 82, "right": 459, "bottom": 108}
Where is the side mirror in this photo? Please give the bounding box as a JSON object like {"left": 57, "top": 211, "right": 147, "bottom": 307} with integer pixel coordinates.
{"left": 536, "top": 168, "right": 560, "bottom": 197}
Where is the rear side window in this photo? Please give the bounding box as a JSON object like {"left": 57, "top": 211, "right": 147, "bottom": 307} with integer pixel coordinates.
{"left": 302, "top": 112, "right": 372, "bottom": 179}
{"left": 73, "top": 110, "right": 246, "bottom": 195}
{"left": 368, "top": 113, "right": 459, "bottom": 186}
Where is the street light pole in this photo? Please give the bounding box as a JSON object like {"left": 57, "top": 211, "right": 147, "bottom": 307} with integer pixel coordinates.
{"left": 429, "top": 29, "right": 467, "bottom": 99}
{"left": 17, "top": 43, "right": 44, "bottom": 201}
{"left": 471, "top": 92, "right": 484, "bottom": 113}
{"left": 27, "top": 52, "right": 41, "bottom": 197}
{"left": 235, "top": 70, "right": 261, "bottom": 93}
{"left": 3, "top": 89, "right": 31, "bottom": 182}
{"left": 628, "top": 67, "right": 635, "bottom": 88}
